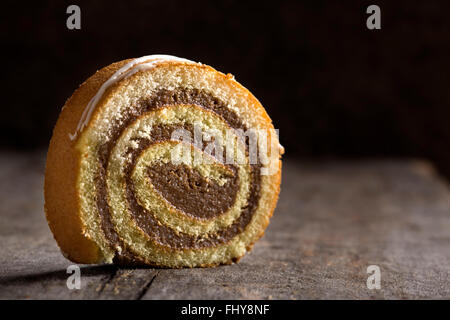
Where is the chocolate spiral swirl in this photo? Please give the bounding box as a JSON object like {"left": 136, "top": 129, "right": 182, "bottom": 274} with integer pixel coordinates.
{"left": 92, "top": 88, "right": 262, "bottom": 264}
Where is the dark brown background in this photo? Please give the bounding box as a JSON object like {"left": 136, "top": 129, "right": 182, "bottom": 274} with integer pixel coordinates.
{"left": 1, "top": 0, "right": 449, "bottom": 178}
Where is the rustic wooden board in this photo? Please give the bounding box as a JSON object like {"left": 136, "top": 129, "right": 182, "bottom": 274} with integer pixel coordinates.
{"left": 0, "top": 151, "right": 449, "bottom": 299}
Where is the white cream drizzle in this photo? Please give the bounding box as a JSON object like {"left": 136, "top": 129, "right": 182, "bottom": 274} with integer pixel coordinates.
{"left": 68, "top": 54, "right": 197, "bottom": 140}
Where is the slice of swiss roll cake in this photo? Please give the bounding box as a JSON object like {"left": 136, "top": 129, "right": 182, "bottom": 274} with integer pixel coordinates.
{"left": 45, "top": 55, "right": 283, "bottom": 267}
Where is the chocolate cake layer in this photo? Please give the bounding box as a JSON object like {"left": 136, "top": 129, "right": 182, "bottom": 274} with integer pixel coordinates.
{"left": 147, "top": 163, "right": 239, "bottom": 219}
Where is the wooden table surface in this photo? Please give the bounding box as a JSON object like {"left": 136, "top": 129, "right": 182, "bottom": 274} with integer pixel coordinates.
{"left": 0, "top": 151, "right": 449, "bottom": 299}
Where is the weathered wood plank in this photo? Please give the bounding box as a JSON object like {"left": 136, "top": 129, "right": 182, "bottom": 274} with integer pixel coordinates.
{"left": 0, "top": 151, "right": 449, "bottom": 299}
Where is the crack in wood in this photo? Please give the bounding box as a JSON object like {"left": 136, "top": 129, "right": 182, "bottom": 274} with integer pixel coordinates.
{"left": 136, "top": 271, "right": 160, "bottom": 300}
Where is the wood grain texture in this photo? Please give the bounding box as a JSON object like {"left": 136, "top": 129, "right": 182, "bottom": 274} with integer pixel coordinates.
{"left": 0, "top": 151, "right": 449, "bottom": 299}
